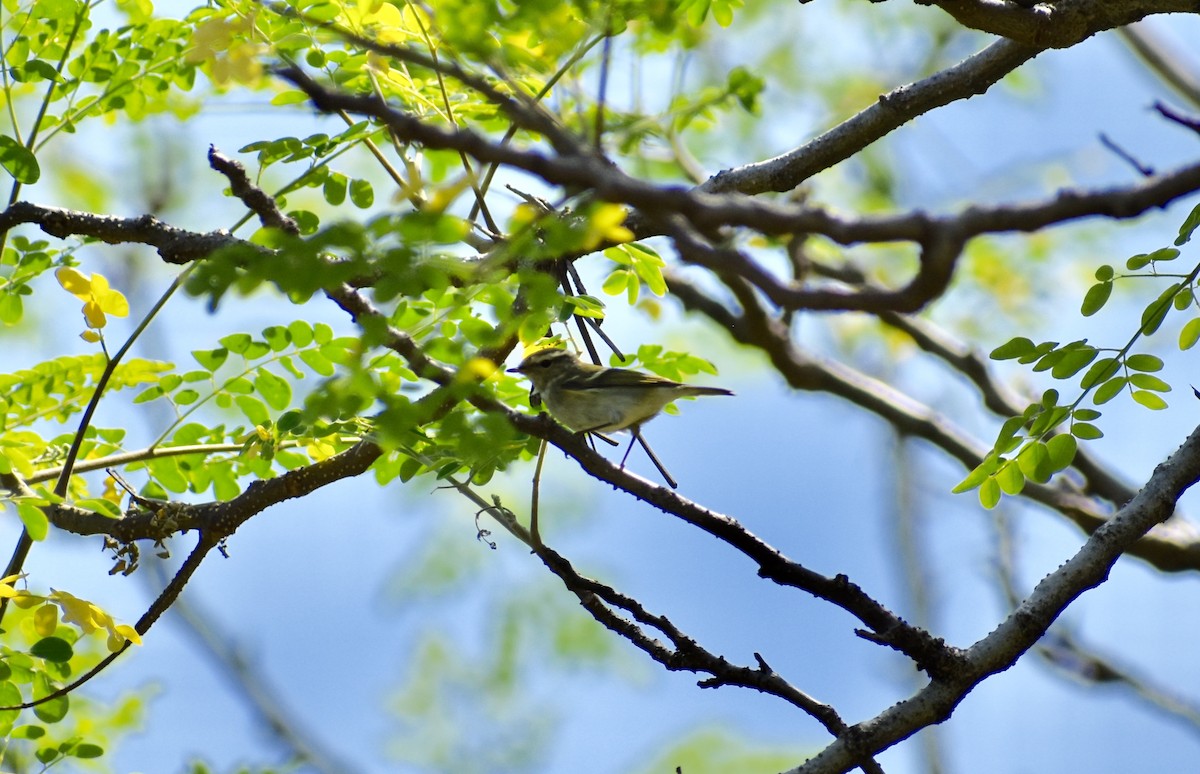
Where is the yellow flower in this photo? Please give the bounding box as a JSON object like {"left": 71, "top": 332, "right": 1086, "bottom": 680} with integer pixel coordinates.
{"left": 581, "top": 204, "right": 634, "bottom": 250}
{"left": 56, "top": 267, "right": 129, "bottom": 330}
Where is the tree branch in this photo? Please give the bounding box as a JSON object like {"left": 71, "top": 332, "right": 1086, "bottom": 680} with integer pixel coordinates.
{"left": 665, "top": 269, "right": 1200, "bottom": 573}
{"left": 700, "top": 38, "right": 1039, "bottom": 195}
{"left": 0, "top": 201, "right": 242, "bottom": 264}
{"left": 921, "top": 0, "right": 1197, "bottom": 50}
{"left": 790, "top": 420, "right": 1200, "bottom": 774}
{"left": 1118, "top": 22, "right": 1200, "bottom": 109}
{"left": 531, "top": 539, "right": 885, "bottom": 772}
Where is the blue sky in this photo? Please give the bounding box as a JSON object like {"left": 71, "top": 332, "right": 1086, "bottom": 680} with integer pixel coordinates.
{"left": 4, "top": 6, "right": 1200, "bottom": 774}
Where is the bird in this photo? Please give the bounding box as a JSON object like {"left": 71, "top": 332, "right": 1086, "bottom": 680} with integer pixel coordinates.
{"left": 507, "top": 347, "right": 733, "bottom": 481}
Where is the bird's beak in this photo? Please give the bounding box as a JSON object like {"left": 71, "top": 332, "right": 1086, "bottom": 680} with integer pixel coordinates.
{"left": 506, "top": 366, "right": 522, "bottom": 373}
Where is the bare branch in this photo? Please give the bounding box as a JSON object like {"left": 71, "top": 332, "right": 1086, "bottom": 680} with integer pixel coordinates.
{"left": 921, "top": 0, "right": 1196, "bottom": 49}
{"left": 791, "top": 420, "right": 1200, "bottom": 774}
{"left": 701, "top": 38, "right": 1039, "bottom": 195}
{"left": 208, "top": 146, "right": 300, "bottom": 234}
{"left": 1118, "top": 22, "right": 1200, "bottom": 109}
{"left": 530, "top": 539, "right": 886, "bottom": 773}
{"left": 993, "top": 508, "right": 1200, "bottom": 738}
{"left": 45, "top": 439, "right": 382, "bottom": 542}
{"left": 0, "top": 201, "right": 242, "bottom": 264}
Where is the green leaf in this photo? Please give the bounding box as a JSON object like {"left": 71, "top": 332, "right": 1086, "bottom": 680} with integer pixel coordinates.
{"left": 1125, "top": 353, "right": 1164, "bottom": 372}
{"left": 1072, "top": 408, "right": 1101, "bottom": 421}
{"left": 0, "top": 293, "right": 23, "bottom": 324}
{"left": 276, "top": 410, "right": 304, "bottom": 433}
{"left": 70, "top": 743, "right": 103, "bottom": 759}
{"left": 323, "top": 171, "right": 348, "bottom": 205}
{"left": 563, "top": 294, "right": 606, "bottom": 319}
{"left": 31, "top": 672, "right": 67, "bottom": 724}
{"left": 978, "top": 477, "right": 1001, "bottom": 509}
{"left": 601, "top": 269, "right": 632, "bottom": 296}
{"left": 996, "top": 415, "right": 1026, "bottom": 448}
{"left": 1180, "top": 318, "right": 1200, "bottom": 350}
{"left": 952, "top": 456, "right": 996, "bottom": 493}
{"left": 75, "top": 498, "right": 122, "bottom": 518}
{"left": 349, "top": 178, "right": 374, "bottom": 208}
{"left": 1080, "top": 357, "right": 1120, "bottom": 389}
{"left": 224, "top": 376, "right": 254, "bottom": 394}
{"left": 990, "top": 336, "right": 1035, "bottom": 360}
{"left": 16, "top": 502, "right": 49, "bottom": 541}
{"left": 30, "top": 637, "right": 72, "bottom": 663}
{"left": 1094, "top": 264, "right": 1114, "bottom": 281}
{"left": 174, "top": 389, "right": 200, "bottom": 405}
{"left": 262, "top": 326, "right": 291, "bottom": 351}
{"left": 235, "top": 395, "right": 271, "bottom": 426}
{"left": 254, "top": 370, "right": 292, "bottom": 410}
{"left": 1018, "top": 341, "right": 1058, "bottom": 365}
{"left": 0, "top": 134, "right": 40, "bottom": 184}
{"left": 1017, "top": 442, "right": 1051, "bottom": 483}
{"left": 243, "top": 341, "right": 271, "bottom": 360}
{"left": 1140, "top": 284, "right": 1180, "bottom": 336}
{"left": 1093, "top": 376, "right": 1127, "bottom": 404}
{"left": 192, "top": 348, "right": 229, "bottom": 371}
{"left": 1028, "top": 406, "right": 1070, "bottom": 436}
{"left": 219, "top": 333, "right": 253, "bottom": 354}
{"left": 1032, "top": 348, "right": 1066, "bottom": 373}
{"left": 288, "top": 320, "right": 314, "bottom": 347}
{"left": 603, "top": 245, "right": 633, "bottom": 266}
{"left": 132, "top": 384, "right": 164, "bottom": 404}
{"left": 996, "top": 460, "right": 1025, "bottom": 495}
{"left": 1126, "top": 253, "right": 1152, "bottom": 271}
{"left": 1071, "top": 422, "right": 1104, "bottom": 440}
{"left": 1176, "top": 202, "right": 1200, "bottom": 245}
{"left": 1046, "top": 433, "right": 1078, "bottom": 472}
{"left": 398, "top": 456, "right": 423, "bottom": 482}
{"left": 0, "top": 681, "right": 20, "bottom": 734}
{"left": 1050, "top": 346, "right": 1096, "bottom": 379}
{"left": 1080, "top": 282, "right": 1111, "bottom": 316}
{"left": 1129, "top": 373, "right": 1171, "bottom": 392}
{"left": 1131, "top": 390, "right": 1169, "bottom": 410}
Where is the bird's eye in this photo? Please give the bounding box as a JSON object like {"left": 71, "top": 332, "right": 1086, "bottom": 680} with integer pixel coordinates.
{"left": 538, "top": 361, "right": 552, "bottom": 368}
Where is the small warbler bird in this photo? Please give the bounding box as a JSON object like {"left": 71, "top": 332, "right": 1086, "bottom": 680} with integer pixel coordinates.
{"left": 507, "top": 348, "right": 733, "bottom": 476}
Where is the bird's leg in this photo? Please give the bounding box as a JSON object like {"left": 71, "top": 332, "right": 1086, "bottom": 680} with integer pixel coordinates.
{"left": 619, "top": 433, "right": 636, "bottom": 468}
{"left": 578, "top": 426, "right": 620, "bottom": 447}
{"left": 580, "top": 424, "right": 677, "bottom": 489}
{"left": 631, "top": 427, "right": 678, "bottom": 489}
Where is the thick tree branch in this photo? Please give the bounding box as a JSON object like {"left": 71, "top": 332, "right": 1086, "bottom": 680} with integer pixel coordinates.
{"left": 0, "top": 201, "right": 241, "bottom": 264}
{"left": 993, "top": 510, "right": 1200, "bottom": 737}
{"left": 277, "top": 67, "right": 1200, "bottom": 315}
{"left": 701, "top": 38, "right": 1039, "bottom": 195}
{"left": 790, "top": 420, "right": 1200, "bottom": 774}
{"left": 44, "top": 439, "right": 382, "bottom": 543}
{"left": 922, "top": 0, "right": 1196, "bottom": 50}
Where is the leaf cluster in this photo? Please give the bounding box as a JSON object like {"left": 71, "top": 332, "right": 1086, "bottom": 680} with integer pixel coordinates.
{"left": 958, "top": 203, "right": 1200, "bottom": 507}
